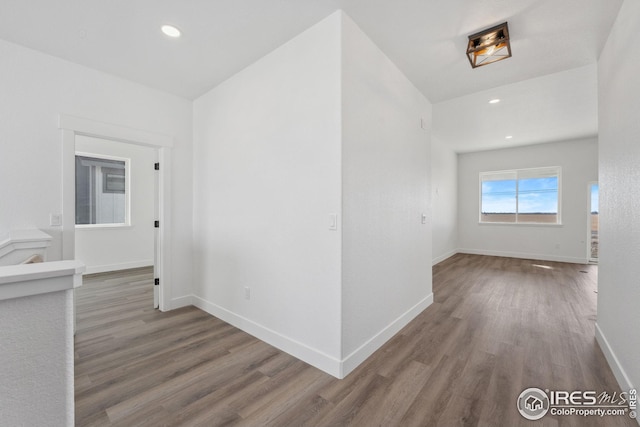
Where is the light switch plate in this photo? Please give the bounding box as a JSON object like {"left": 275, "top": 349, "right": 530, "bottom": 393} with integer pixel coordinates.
{"left": 329, "top": 214, "right": 338, "bottom": 231}
{"left": 50, "top": 213, "right": 62, "bottom": 226}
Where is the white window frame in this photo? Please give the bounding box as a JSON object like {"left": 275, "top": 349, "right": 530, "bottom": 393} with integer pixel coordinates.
{"left": 75, "top": 152, "right": 131, "bottom": 228}
{"left": 479, "top": 166, "right": 562, "bottom": 225}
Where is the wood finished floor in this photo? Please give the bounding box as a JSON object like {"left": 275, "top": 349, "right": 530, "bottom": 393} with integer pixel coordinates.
{"left": 75, "top": 255, "right": 636, "bottom": 427}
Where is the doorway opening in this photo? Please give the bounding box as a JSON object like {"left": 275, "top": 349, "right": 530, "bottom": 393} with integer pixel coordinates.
{"left": 60, "top": 114, "right": 173, "bottom": 311}
{"left": 73, "top": 135, "right": 159, "bottom": 308}
{"left": 588, "top": 182, "right": 599, "bottom": 263}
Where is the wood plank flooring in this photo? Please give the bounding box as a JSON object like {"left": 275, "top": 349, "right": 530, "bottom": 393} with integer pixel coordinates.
{"left": 75, "top": 255, "right": 636, "bottom": 426}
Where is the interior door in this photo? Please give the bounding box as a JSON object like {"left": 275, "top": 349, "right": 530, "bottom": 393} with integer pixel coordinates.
{"left": 153, "top": 154, "right": 160, "bottom": 308}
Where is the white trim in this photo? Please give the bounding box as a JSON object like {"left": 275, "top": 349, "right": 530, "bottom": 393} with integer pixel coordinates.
{"left": 62, "top": 129, "right": 76, "bottom": 260}
{"left": 457, "top": 248, "right": 587, "bottom": 264}
{"left": 340, "top": 293, "right": 433, "bottom": 378}
{"left": 432, "top": 250, "right": 457, "bottom": 266}
{"left": 170, "top": 295, "right": 193, "bottom": 310}
{"left": 192, "top": 295, "right": 343, "bottom": 378}
{"left": 595, "top": 324, "right": 636, "bottom": 400}
{"left": 59, "top": 115, "right": 173, "bottom": 147}
{"left": 0, "top": 260, "right": 85, "bottom": 300}
{"left": 0, "top": 229, "right": 52, "bottom": 260}
{"left": 477, "top": 221, "right": 563, "bottom": 227}
{"left": 75, "top": 224, "right": 132, "bottom": 229}
{"left": 82, "top": 260, "right": 153, "bottom": 275}
{"left": 191, "top": 293, "right": 433, "bottom": 379}
{"left": 59, "top": 114, "right": 173, "bottom": 311}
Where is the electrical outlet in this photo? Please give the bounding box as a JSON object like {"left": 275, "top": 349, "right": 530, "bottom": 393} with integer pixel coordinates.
{"left": 244, "top": 287, "right": 251, "bottom": 300}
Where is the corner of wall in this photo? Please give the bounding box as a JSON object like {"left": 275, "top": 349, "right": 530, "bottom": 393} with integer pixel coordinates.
{"left": 339, "top": 293, "right": 433, "bottom": 378}
{"left": 595, "top": 323, "right": 635, "bottom": 393}
{"left": 192, "top": 296, "right": 343, "bottom": 378}
{"left": 596, "top": 1, "right": 640, "bottom": 415}
{"left": 190, "top": 10, "right": 344, "bottom": 375}
{"left": 432, "top": 250, "right": 457, "bottom": 266}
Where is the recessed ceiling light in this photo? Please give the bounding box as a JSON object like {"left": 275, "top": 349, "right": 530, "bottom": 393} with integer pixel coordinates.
{"left": 489, "top": 99, "right": 501, "bottom": 104}
{"left": 505, "top": 135, "right": 513, "bottom": 139}
{"left": 161, "top": 25, "right": 181, "bottom": 38}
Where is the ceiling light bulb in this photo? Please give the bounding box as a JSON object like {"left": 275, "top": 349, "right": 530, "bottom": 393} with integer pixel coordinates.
{"left": 161, "top": 25, "right": 181, "bottom": 38}
{"left": 505, "top": 135, "right": 513, "bottom": 139}
{"left": 489, "top": 99, "right": 500, "bottom": 104}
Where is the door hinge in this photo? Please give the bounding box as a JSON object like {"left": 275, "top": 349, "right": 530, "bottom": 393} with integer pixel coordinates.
{"left": 154, "top": 162, "right": 160, "bottom": 170}
{"left": 154, "top": 278, "right": 160, "bottom": 286}
{"left": 154, "top": 220, "right": 159, "bottom": 228}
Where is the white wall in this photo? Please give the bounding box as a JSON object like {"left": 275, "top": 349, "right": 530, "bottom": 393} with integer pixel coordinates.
{"left": 192, "top": 12, "right": 343, "bottom": 374}
{"left": 458, "top": 138, "right": 598, "bottom": 263}
{"left": 193, "top": 11, "right": 433, "bottom": 378}
{"left": 431, "top": 136, "right": 457, "bottom": 264}
{"left": 341, "top": 13, "right": 432, "bottom": 371}
{"left": 0, "top": 39, "right": 193, "bottom": 305}
{"left": 596, "top": 0, "right": 640, "bottom": 400}
{"left": 75, "top": 136, "right": 155, "bottom": 274}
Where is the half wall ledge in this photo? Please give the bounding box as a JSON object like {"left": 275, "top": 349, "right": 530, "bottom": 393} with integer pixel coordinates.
{"left": 0, "top": 260, "right": 85, "bottom": 301}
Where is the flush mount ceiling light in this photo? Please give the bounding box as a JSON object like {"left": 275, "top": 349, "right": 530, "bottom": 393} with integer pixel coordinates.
{"left": 467, "top": 22, "right": 511, "bottom": 69}
{"left": 161, "top": 24, "right": 181, "bottom": 38}
{"left": 489, "top": 98, "right": 501, "bottom": 104}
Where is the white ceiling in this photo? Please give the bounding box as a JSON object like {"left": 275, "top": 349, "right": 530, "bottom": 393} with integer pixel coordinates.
{"left": 0, "top": 0, "right": 623, "bottom": 151}
{"left": 433, "top": 64, "right": 598, "bottom": 152}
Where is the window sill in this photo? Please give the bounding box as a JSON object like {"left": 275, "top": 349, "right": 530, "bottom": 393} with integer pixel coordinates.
{"left": 75, "top": 224, "right": 132, "bottom": 230}
{"left": 478, "top": 222, "right": 563, "bottom": 227}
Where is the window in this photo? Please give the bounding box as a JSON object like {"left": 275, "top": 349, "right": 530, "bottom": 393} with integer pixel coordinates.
{"left": 75, "top": 154, "right": 129, "bottom": 226}
{"left": 480, "top": 167, "right": 560, "bottom": 224}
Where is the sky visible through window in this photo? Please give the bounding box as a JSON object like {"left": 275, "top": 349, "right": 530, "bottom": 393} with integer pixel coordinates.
{"left": 482, "top": 177, "right": 558, "bottom": 214}
{"left": 591, "top": 184, "right": 599, "bottom": 213}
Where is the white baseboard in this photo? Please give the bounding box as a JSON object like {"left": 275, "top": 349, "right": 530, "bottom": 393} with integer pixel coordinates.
{"left": 82, "top": 259, "right": 154, "bottom": 275}
{"left": 170, "top": 295, "right": 193, "bottom": 310}
{"left": 192, "top": 293, "right": 433, "bottom": 379}
{"left": 192, "top": 296, "right": 342, "bottom": 378}
{"left": 595, "top": 323, "right": 639, "bottom": 427}
{"left": 340, "top": 293, "right": 434, "bottom": 378}
{"left": 595, "top": 323, "right": 635, "bottom": 392}
{"left": 432, "top": 250, "right": 457, "bottom": 266}
{"left": 457, "top": 248, "right": 587, "bottom": 264}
